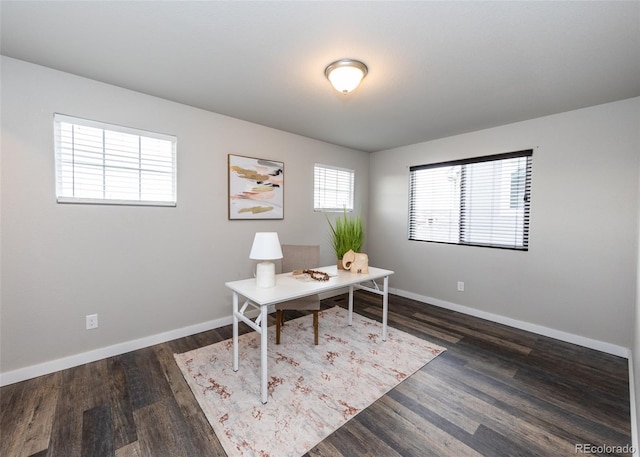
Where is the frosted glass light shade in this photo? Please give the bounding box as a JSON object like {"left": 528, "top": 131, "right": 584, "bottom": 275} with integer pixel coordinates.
{"left": 325, "top": 59, "right": 368, "bottom": 94}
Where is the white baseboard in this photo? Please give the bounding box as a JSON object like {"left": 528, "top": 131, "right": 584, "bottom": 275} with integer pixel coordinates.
{"left": 0, "top": 287, "right": 355, "bottom": 387}
{"left": 0, "top": 307, "right": 271, "bottom": 387}
{"left": 391, "top": 288, "right": 630, "bottom": 358}
{"left": 1, "top": 288, "right": 628, "bottom": 386}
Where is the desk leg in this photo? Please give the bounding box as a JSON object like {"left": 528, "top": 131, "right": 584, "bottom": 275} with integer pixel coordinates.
{"left": 382, "top": 276, "right": 389, "bottom": 341}
{"left": 348, "top": 285, "right": 354, "bottom": 326}
{"left": 260, "top": 305, "right": 268, "bottom": 404}
{"left": 232, "top": 292, "right": 239, "bottom": 372}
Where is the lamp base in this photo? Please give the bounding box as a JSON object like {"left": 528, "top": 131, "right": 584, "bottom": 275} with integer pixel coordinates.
{"left": 256, "top": 260, "right": 276, "bottom": 288}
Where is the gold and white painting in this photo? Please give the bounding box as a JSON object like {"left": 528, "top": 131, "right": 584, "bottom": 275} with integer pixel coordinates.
{"left": 228, "top": 154, "right": 284, "bottom": 220}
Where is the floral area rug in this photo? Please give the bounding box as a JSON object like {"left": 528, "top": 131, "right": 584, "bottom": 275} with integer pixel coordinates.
{"left": 174, "top": 306, "right": 446, "bottom": 457}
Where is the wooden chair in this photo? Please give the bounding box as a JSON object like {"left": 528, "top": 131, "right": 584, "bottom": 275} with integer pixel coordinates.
{"left": 275, "top": 244, "right": 321, "bottom": 345}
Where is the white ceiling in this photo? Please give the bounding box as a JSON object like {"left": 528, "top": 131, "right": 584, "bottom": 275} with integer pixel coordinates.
{"left": 2, "top": 1, "right": 639, "bottom": 152}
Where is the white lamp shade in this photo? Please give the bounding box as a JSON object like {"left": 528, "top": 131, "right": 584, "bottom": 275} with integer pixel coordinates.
{"left": 249, "top": 232, "right": 283, "bottom": 260}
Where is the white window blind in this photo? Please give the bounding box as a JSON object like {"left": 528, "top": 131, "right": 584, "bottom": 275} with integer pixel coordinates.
{"left": 54, "top": 114, "right": 177, "bottom": 206}
{"left": 314, "top": 164, "right": 355, "bottom": 211}
{"left": 409, "top": 150, "right": 532, "bottom": 250}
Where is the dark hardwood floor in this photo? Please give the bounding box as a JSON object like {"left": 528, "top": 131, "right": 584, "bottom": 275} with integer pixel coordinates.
{"left": 1, "top": 292, "right": 632, "bottom": 456}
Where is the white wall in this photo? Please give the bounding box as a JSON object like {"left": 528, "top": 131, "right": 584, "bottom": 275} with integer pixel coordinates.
{"left": 2, "top": 54, "right": 638, "bottom": 384}
{"left": 0, "top": 57, "right": 369, "bottom": 377}
{"left": 633, "top": 151, "right": 640, "bottom": 447}
{"left": 369, "top": 97, "right": 640, "bottom": 349}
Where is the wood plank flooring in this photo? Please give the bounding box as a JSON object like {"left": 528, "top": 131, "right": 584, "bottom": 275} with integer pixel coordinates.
{"left": 1, "top": 292, "right": 632, "bottom": 456}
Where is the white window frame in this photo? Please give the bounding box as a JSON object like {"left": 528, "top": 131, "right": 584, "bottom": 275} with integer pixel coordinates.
{"left": 54, "top": 114, "right": 177, "bottom": 206}
{"left": 314, "top": 163, "right": 355, "bottom": 212}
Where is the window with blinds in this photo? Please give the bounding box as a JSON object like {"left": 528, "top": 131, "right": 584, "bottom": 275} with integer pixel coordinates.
{"left": 314, "top": 164, "right": 355, "bottom": 211}
{"left": 54, "top": 114, "right": 177, "bottom": 206}
{"left": 408, "top": 150, "right": 532, "bottom": 250}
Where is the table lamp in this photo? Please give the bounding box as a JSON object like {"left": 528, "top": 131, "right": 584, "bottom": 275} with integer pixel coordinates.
{"left": 249, "top": 232, "right": 283, "bottom": 288}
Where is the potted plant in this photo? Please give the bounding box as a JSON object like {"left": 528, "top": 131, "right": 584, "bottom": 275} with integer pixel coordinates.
{"left": 327, "top": 209, "right": 364, "bottom": 269}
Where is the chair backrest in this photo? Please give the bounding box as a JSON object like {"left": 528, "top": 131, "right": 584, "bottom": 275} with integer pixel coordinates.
{"left": 281, "top": 245, "right": 320, "bottom": 273}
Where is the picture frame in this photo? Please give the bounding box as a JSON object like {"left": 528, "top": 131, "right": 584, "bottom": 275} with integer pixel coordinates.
{"left": 228, "top": 154, "right": 284, "bottom": 220}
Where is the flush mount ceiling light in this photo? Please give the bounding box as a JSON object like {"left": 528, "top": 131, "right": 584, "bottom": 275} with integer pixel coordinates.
{"left": 324, "top": 59, "right": 368, "bottom": 95}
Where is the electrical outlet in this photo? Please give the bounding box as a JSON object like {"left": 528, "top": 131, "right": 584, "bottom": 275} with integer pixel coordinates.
{"left": 86, "top": 314, "right": 98, "bottom": 330}
{"left": 457, "top": 281, "right": 465, "bottom": 292}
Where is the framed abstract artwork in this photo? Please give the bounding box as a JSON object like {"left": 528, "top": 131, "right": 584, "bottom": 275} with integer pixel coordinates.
{"left": 228, "top": 154, "right": 284, "bottom": 220}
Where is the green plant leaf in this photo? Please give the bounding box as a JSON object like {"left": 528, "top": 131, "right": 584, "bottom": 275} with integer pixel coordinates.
{"left": 326, "top": 209, "right": 364, "bottom": 258}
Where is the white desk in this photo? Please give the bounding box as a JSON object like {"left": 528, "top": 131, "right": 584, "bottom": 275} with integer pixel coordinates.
{"left": 225, "top": 265, "right": 394, "bottom": 404}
